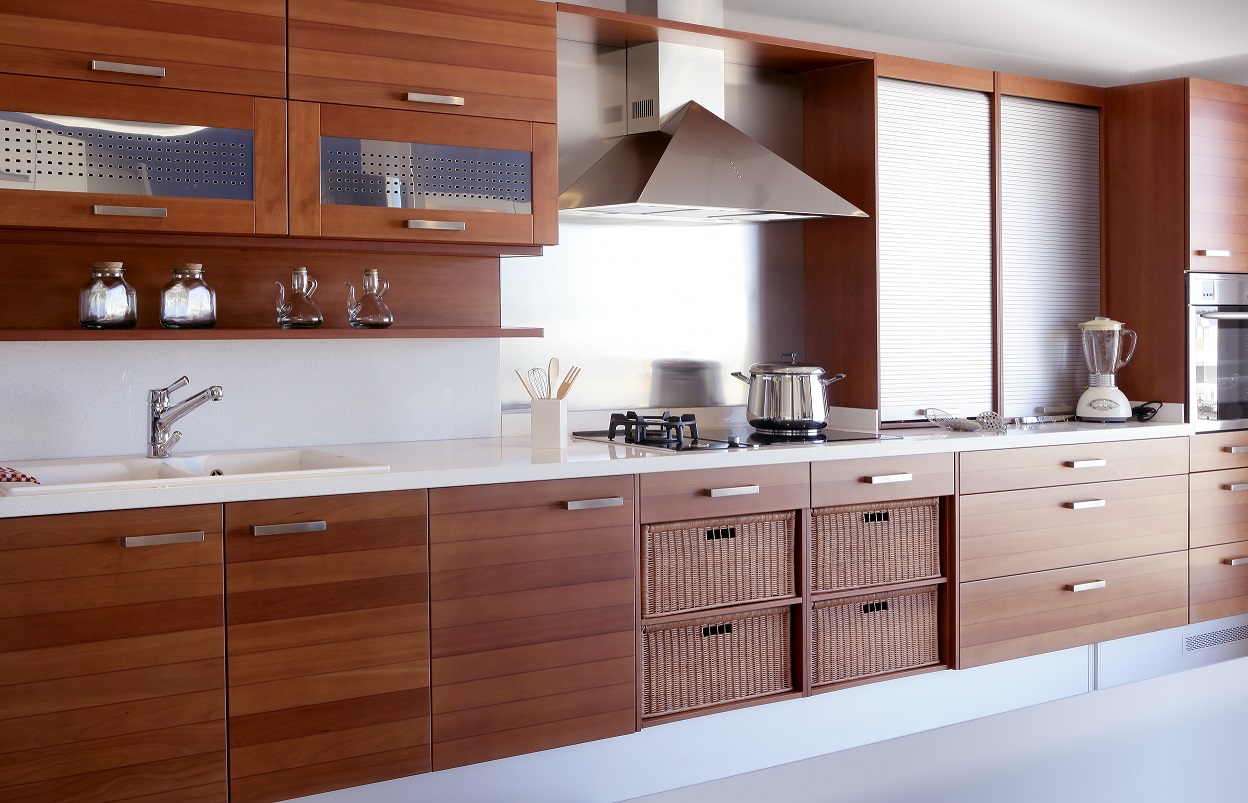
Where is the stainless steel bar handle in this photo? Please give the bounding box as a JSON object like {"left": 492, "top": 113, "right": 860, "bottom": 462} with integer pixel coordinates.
{"left": 1067, "top": 580, "right": 1107, "bottom": 593}
{"left": 91, "top": 59, "right": 166, "bottom": 78}
{"left": 93, "top": 205, "right": 168, "bottom": 218}
{"left": 1064, "top": 499, "right": 1107, "bottom": 510}
{"left": 1197, "top": 249, "right": 1233, "bottom": 257}
{"left": 251, "top": 521, "right": 328, "bottom": 537}
{"left": 1224, "top": 557, "right": 1248, "bottom": 566}
{"left": 406, "top": 220, "right": 466, "bottom": 231}
{"left": 707, "top": 485, "right": 760, "bottom": 498}
{"left": 1201, "top": 312, "right": 1248, "bottom": 320}
{"left": 405, "top": 91, "right": 466, "bottom": 106}
{"left": 864, "top": 473, "right": 913, "bottom": 485}
{"left": 123, "top": 530, "right": 205, "bottom": 548}
{"left": 1065, "top": 459, "right": 1106, "bottom": 468}
{"left": 1226, "top": 446, "right": 1248, "bottom": 453}
{"left": 1225, "top": 483, "right": 1248, "bottom": 492}
{"left": 562, "top": 497, "right": 625, "bottom": 511}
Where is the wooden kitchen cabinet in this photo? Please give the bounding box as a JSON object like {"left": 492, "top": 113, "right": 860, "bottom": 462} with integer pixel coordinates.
{"left": 957, "top": 437, "right": 1189, "bottom": 494}
{"left": 0, "top": 0, "right": 286, "bottom": 97}
{"left": 638, "top": 462, "right": 810, "bottom": 524}
{"left": 224, "top": 491, "right": 431, "bottom": 803}
{"left": 428, "top": 476, "right": 636, "bottom": 770}
{"left": 811, "top": 452, "right": 954, "bottom": 506}
{"left": 289, "top": 0, "right": 557, "bottom": 124}
{"left": 0, "top": 505, "right": 228, "bottom": 802}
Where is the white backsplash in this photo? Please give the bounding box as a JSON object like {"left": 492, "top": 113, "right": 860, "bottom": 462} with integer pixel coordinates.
{"left": 0, "top": 339, "right": 501, "bottom": 462}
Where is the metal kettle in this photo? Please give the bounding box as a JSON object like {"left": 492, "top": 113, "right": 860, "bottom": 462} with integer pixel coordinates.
{"left": 732, "top": 353, "right": 846, "bottom": 434}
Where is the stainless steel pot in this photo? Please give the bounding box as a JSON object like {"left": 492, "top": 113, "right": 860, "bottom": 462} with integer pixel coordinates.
{"left": 731, "top": 353, "right": 846, "bottom": 434}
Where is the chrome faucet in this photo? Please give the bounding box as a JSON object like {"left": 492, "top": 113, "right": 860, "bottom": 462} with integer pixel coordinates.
{"left": 148, "top": 376, "right": 224, "bottom": 458}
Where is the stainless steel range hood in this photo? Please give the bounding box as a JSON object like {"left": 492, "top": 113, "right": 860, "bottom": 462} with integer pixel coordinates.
{"left": 558, "top": 6, "right": 867, "bottom": 224}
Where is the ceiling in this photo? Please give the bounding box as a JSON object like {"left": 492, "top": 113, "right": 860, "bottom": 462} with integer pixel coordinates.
{"left": 721, "top": 0, "right": 1248, "bottom": 86}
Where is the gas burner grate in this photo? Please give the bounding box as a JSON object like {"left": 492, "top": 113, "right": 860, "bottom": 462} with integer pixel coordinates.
{"left": 609, "top": 411, "right": 700, "bottom": 449}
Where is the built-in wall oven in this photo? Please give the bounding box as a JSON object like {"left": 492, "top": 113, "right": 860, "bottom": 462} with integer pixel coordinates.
{"left": 1190, "top": 272, "right": 1248, "bottom": 430}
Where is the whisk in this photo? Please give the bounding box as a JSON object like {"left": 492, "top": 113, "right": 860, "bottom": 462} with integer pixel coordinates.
{"left": 527, "top": 367, "right": 550, "bottom": 399}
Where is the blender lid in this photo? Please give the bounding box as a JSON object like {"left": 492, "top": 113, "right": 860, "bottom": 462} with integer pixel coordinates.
{"left": 1080, "top": 316, "right": 1126, "bottom": 331}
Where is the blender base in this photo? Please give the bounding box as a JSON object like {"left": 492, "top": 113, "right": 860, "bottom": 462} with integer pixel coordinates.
{"left": 1076, "top": 386, "right": 1131, "bottom": 422}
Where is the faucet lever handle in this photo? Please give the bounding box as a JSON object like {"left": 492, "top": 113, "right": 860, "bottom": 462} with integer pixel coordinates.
{"left": 161, "top": 376, "right": 190, "bottom": 396}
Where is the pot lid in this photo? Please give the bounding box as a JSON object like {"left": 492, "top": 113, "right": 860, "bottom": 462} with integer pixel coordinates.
{"left": 748, "top": 353, "right": 828, "bottom": 375}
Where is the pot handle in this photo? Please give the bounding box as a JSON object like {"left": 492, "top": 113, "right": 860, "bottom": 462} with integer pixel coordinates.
{"left": 820, "top": 373, "right": 847, "bottom": 387}
{"left": 731, "top": 371, "right": 752, "bottom": 384}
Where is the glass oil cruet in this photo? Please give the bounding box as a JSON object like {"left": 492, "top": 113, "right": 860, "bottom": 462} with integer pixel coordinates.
{"left": 160, "top": 263, "right": 217, "bottom": 329}
{"left": 79, "top": 261, "right": 137, "bottom": 329}
{"left": 275, "top": 266, "right": 323, "bottom": 328}
{"left": 345, "top": 268, "right": 394, "bottom": 329}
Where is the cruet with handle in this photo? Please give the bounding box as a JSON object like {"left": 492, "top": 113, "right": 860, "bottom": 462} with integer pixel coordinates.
{"left": 275, "top": 267, "right": 323, "bottom": 328}
{"left": 345, "top": 268, "right": 394, "bottom": 329}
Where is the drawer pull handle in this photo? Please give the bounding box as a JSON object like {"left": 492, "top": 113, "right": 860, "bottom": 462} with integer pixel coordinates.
{"left": 1197, "top": 249, "right": 1233, "bottom": 257}
{"left": 406, "top": 219, "right": 466, "bottom": 231}
{"left": 251, "top": 520, "right": 327, "bottom": 537}
{"left": 91, "top": 59, "right": 166, "bottom": 78}
{"left": 93, "top": 205, "right": 168, "bottom": 218}
{"left": 864, "top": 473, "right": 913, "bottom": 484}
{"left": 1064, "top": 499, "right": 1106, "bottom": 510}
{"left": 562, "top": 497, "right": 624, "bottom": 510}
{"left": 1225, "top": 483, "right": 1248, "bottom": 492}
{"left": 1067, "top": 580, "right": 1107, "bottom": 593}
{"left": 707, "top": 485, "right": 760, "bottom": 498}
{"left": 1065, "top": 459, "right": 1106, "bottom": 468}
{"left": 1224, "top": 557, "right": 1248, "bottom": 566}
{"left": 405, "top": 91, "right": 466, "bottom": 106}
{"left": 1226, "top": 446, "right": 1248, "bottom": 454}
{"left": 122, "top": 530, "right": 205, "bottom": 547}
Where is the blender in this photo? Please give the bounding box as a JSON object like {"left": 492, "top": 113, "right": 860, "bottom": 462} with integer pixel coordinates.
{"left": 1076, "top": 317, "right": 1137, "bottom": 422}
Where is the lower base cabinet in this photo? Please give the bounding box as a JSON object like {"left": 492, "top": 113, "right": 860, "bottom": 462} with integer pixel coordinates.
{"left": 224, "top": 491, "right": 430, "bottom": 803}
{"left": 428, "top": 476, "right": 636, "bottom": 770}
{"left": 0, "top": 506, "right": 228, "bottom": 803}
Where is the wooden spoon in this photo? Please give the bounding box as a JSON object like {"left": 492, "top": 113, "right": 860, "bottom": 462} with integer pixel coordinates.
{"left": 546, "top": 357, "right": 560, "bottom": 399}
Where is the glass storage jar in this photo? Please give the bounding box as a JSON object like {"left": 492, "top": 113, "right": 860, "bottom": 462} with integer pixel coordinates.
{"left": 79, "top": 262, "right": 137, "bottom": 329}
{"left": 160, "top": 263, "right": 217, "bottom": 329}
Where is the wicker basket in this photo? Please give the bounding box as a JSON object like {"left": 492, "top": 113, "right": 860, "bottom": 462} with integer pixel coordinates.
{"left": 811, "top": 498, "right": 939, "bottom": 592}
{"left": 643, "top": 606, "right": 793, "bottom": 717}
{"left": 643, "top": 511, "right": 795, "bottom": 617}
{"left": 811, "top": 585, "right": 939, "bottom": 686}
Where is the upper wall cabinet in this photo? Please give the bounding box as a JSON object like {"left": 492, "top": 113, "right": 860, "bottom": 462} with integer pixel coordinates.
{"left": 0, "top": 74, "right": 287, "bottom": 235}
{"left": 288, "top": 0, "right": 557, "bottom": 124}
{"left": 0, "top": 0, "right": 286, "bottom": 97}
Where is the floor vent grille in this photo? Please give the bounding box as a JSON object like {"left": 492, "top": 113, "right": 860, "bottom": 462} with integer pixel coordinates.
{"left": 1184, "top": 624, "right": 1248, "bottom": 653}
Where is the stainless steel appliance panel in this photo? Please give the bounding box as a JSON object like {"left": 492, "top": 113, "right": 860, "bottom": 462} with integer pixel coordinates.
{"left": 1190, "top": 272, "right": 1248, "bottom": 429}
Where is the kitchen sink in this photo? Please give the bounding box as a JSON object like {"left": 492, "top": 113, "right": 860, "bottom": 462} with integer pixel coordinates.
{"left": 0, "top": 448, "right": 389, "bottom": 496}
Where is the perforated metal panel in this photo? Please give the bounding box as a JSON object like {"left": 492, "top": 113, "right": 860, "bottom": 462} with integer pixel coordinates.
{"left": 320, "top": 136, "right": 532, "bottom": 214}
{"left": 0, "top": 112, "right": 253, "bottom": 199}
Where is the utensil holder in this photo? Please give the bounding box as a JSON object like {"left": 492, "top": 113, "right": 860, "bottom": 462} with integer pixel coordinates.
{"left": 531, "top": 398, "right": 568, "bottom": 449}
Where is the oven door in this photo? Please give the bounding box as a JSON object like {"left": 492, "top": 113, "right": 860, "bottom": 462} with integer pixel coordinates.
{"left": 1191, "top": 306, "right": 1248, "bottom": 427}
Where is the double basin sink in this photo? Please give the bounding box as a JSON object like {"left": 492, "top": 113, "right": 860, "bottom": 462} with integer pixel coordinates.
{"left": 0, "top": 448, "right": 389, "bottom": 496}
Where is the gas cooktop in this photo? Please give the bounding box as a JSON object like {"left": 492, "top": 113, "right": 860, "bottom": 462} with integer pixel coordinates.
{"left": 572, "top": 411, "right": 897, "bottom": 452}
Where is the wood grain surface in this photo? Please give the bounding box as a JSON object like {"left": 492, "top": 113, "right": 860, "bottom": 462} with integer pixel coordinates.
{"left": 811, "top": 452, "right": 954, "bottom": 506}
{"left": 638, "top": 463, "right": 810, "bottom": 524}
{"left": 1190, "top": 542, "right": 1248, "bottom": 623}
{"left": 1189, "top": 79, "right": 1248, "bottom": 272}
{"left": 958, "top": 437, "right": 1190, "bottom": 494}
{"left": 1191, "top": 466, "right": 1248, "bottom": 548}
{"left": 429, "top": 476, "right": 636, "bottom": 770}
{"left": 0, "top": 505, "right": 227, "bottom": 802}
{"left": 224, "top": 491, "right": 431, "bottom": 803}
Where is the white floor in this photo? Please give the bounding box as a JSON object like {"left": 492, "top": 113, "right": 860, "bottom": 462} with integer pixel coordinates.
{"left": 625, "top": 655, "right": 1248, "bottom": 803}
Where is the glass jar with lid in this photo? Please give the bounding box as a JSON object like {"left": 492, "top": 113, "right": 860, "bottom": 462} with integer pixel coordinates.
{"left": 79, "top": 262, "right": 137, "bottom": 329}
{"left": 160, "top": 263, "right": 217, "bottom": 329}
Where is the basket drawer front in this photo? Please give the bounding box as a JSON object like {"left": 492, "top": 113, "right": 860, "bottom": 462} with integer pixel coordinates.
{"left": 959, "top": 475, "right": 1189, "bottom": 581}
{"left": 644, "top": 512, "right": 795, "bottom": 616}
{"left": 1191, "top": 431, "right": 1248, "bottom": 472}
{"left": 1190, "top": 542, "right": 1248, "bottom": 623}
{"left": 811, "top": 453, "right": 953, "bottom": 507}
{"left": 811, "top": 498, "right": 940, "bottom": 592}
{"left": 958, "top": 437, "right": 1188, "bottom": 494}
{"left": 642, "top": 607, "right": 792, "bottom": 717}
{"left": 638, "top": 463, "right": 808, "bottom": 524}
{"left": 811, "top": 586, "right": 940, "bottom": 686}
{"left": 959, "top": 551, "right": 1189, "bottom": 668}
{"left": 1190, "top": 468, "right": 1248, "bottom": 548}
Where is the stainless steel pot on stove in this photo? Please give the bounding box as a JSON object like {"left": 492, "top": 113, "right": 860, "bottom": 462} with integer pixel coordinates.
{"left": 732, "top": 353, "right": 846, "bottom": 434}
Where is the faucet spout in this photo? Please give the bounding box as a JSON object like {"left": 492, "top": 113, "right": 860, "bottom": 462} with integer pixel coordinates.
{"left": 149, "top": 377, "right": 224, "bottom": 458}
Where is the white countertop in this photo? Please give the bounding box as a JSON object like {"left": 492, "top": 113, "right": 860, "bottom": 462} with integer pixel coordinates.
{"left": 0, "top": 418, "right": 1194, "bottom": 518}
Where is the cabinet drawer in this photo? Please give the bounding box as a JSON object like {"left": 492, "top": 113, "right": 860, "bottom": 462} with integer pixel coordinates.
{"left": 0, "top": 1, "right": 286, "bottom": 97}
{"left": 289, "top": 0, "right": 557, "bottom": 123}
{"left": 959, "top": 551, "right": 1188, "bottom": 668}
{"left": 1190, "top": 542, "right": 1248, "bottom": 623}
{"left": 958, "top": 437, "right": 1188, "bottom": 494}
{"left": 1191, "top": 467, "right": 1248, "bottom": 548}
{"left": 811, "top": 452, "right": 953, "bottom": 506}
{"left": 1190, "top": 431, "right": 1248, "bottom": 472}
{"left": 959, "top": 475, "right": 1189, "bottom": 581}
{"left": 638, "top": 463, "right": 809, "bottom": 524}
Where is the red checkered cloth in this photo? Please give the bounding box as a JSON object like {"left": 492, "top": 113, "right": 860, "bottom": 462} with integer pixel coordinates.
{"left": 0, "top": 468, "right": 39, "bottom": 484}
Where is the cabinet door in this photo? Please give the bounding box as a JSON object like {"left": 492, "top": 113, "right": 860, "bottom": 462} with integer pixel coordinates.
{"left": 1189, "top": 79, "right": 1248, "bottom": 272}
{"left": 429, "top": 476, "right": 636, "bottom": 770}
{"left": 0, "top": 0, "right": 286, "bottom": 97}
{"left": 290, "top": 101, "right": 556, "bottom": 246}
{"left": 289, "top": 0, "right": 556, "bottom": 123}
{"left": 0, "top": 505, "right": 227, "bottom": 802}
{"left": 0, "top": 75, "right": 286, "bottom": 235}
{"left": 224, "top": 492, "right": 430, "bottom": 803}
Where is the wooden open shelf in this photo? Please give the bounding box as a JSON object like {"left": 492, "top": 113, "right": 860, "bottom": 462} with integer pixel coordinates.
{"left": 0, "top": 327, "right": 542, "bottom": 341}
